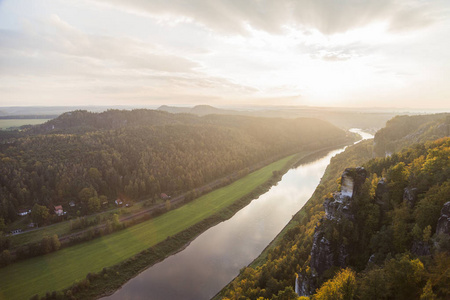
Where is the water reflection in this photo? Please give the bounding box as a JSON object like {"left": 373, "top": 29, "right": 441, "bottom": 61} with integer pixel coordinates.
{"left": 103, "top": 132, "right": 373, "bottom": 300}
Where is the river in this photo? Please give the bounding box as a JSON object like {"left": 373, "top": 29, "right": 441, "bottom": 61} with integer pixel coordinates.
{"left": 102, "top": 129, "right": 373, "bottom": 300}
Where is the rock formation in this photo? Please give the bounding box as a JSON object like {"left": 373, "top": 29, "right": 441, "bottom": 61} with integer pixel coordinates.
{"left": 436, "top": 201, "right": 450, "bottom": 236}
{"left": 296, "top": 167, "right": 367, "bottom": 296}
{"left": 403, "top": 187, "right": 418, "bottom": 209}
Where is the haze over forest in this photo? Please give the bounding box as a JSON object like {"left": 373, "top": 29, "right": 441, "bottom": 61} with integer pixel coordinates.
{"left": 1, "top": 1, "right": 450, "bottom": 300}
{"left": 1, "top": 0, "right": 450, "bottom": 110}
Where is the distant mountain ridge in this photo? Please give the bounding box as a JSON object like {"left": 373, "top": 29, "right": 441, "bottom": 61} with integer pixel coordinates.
{"left": 157, "top": 104, "right": 241, "bottom": 116}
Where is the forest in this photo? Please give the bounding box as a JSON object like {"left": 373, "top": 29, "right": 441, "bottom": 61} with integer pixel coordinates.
{"left": 219, "top": 113, "right": 449, "bottom": 300}
{"left": 0, "top": 109, "right": 349, "bottom": 226}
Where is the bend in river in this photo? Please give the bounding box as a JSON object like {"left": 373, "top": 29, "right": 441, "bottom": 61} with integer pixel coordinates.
{"left": 102, "top": 129, "right": 373, "bottom": 300}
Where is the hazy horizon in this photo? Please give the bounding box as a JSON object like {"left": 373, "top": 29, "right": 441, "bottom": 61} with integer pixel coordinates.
{"left": 1, "top": 0, "right": 450, "bottom": 109}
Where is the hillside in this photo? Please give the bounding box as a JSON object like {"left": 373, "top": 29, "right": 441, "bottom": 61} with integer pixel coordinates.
{"left": 219, "top": 114, "right": 450, "bottom": 300}
{"left": 0, "top": 110, "right": 351, "bottom": 225}
{"left": 374, "top": 113, "right": 450, "bottom": 156}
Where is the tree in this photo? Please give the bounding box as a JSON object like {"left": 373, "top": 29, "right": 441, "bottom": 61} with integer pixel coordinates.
{"left": 51, "top": 234, "right": 61, "bottom": 251}
{"left": 358, "top": 267, "right": 389, "bottom": 300}
{"left": 41, "top": 236, "right": 52, "bottom": 254}
{"left": 31, "top": 203, "right": 49, "bottom": 225}
{"left": 88, "top": 167, "right": 101, "bottom": 181}
{"left": 420, "top": 280, "right": 437, "bottom": 300}
{"left": 112, "top": 214, "right": 121, "bottom": 230}
{"left": 78, "top": 187, "right": 97, "bottom": 205}
{"left": 272, "top": 286, "right": 299, "bottom": 300}
{"left": 88, "top": 197, "right": 100, "bottom": 213}
{"left": 314, "top": 268, "right": 356, "bottom": 300}
{"left": 423, "top": 225, "right": 432, "bottom": 243}
{"left": 384, "top": 254, "right": 425, "bottom": 300}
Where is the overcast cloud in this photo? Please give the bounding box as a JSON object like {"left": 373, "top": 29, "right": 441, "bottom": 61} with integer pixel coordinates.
{"left": 0, "top": 0, "right": 449, "bottom": 108}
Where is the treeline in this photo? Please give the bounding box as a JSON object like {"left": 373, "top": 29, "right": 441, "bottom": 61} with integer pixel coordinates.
{"left": 373, "top": 113, "right": 449, "bottom": 156}
{"left": 219, "top": 115, "right": 449, "bottom": 300}
{"left": 0, "top": 109, "right": 349, "bottom": 225}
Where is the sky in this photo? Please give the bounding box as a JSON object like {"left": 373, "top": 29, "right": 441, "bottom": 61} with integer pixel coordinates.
{"left": 0, "top": 0, "right": 449, "bottom": 109}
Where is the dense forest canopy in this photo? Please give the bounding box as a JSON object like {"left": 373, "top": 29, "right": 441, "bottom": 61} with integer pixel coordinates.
{"left": 374, "top": 113, "right": 449, "bottom": 156}
{"left": 220, "top": 114, "right": 450, "bottom": 300}
{"left": 0, "top": 109, "right": 350, "bottom": 224}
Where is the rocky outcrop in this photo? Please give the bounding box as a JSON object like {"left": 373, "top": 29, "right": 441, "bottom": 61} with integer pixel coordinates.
{"left": 323, "top": 194, "right": 353, "bottom": 222}
{"left": 324, "top": 167, "right": 367, "bottom": 221}
{"left": 411, "top": 241, "right": 431, "bottom": 256}
{"left": 375, "top": 178, "right": 389, "bottom": 209}
{"left": 296, "top": 167, "right": 367, "bottom": 296}
{"left": 310, "top": 229, "right": 334, "bottom": 275}
{"left": 341, "top": 167, "right": 367, "bottom": 196}
{"left": 404, "top": 187, "right": 418, "bottom": 208}
{"left": 436, "top": 202, "right": 450, "bottom": 235}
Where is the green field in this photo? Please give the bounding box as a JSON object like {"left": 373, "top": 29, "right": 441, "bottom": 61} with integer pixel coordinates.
{"left": 9, "top": 201, "right": 150, "bottom": 248}
{"left": 0, "top": 119, "right": 50, "bottom": 130}
{"left": 0, "top": 155, "right": 294, "bottom": 300}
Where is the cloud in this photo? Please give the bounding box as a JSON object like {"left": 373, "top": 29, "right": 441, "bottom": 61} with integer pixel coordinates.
{"left": 0, "top": 14, "right": 199, "bottom": 76}
{"left": 92, "top": 0, "right": 444, "bottom": 35}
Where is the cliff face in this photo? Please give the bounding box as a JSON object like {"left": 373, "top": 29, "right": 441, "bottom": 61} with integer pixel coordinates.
{"left": 296, "top": 167, "right": 367, "bottom": 296}
{"left": 436, "top": 202, "right": 450, "bottom": 236}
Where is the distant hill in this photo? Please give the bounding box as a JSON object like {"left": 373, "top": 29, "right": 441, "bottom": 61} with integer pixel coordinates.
{"left": 158, "top": 104, "right": 241, "bottom": 116}
{"left": 374, "top": 113, "right": 450, "bottom": 156}
{"left": 158, "top": 104, "right": 417, "bottom": 132}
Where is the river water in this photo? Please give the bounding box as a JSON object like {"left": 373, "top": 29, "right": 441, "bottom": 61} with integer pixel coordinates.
{"left": 102, "top": 129, "right": 372, "bottom": 300}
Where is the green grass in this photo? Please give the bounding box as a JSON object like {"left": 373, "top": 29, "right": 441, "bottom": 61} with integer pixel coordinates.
{"left": 10, "top": 221, "right": 72, "bottom": 248}
{"left": 0, "top": 119, "right": 50, "bottom": 130}
{"left": 0, "top": 155, "right": 293, "bottom": 300}
{"left": 9, "top": 202, "right": 149, "bottom": 248}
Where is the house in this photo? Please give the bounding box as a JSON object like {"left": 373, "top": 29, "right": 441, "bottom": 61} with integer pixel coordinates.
{"left": 69, "top": 201, "right": 76, "bottom": 207}
{"left": 160, "top": 193, "right": 171, "bottom": 200}
{"left": 54, "top": 205, "right": 64, "bottom": 216}
{"left": 11, "top": 229, "right": 22, "bottom": 235}
{"left": 17, "top": 209, "right": 31, "bottom": 216}
{"left": 115, "top": 199, "right": 123, "bottom": 206}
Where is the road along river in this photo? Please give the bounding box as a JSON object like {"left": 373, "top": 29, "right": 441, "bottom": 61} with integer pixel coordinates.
{"left": 102, "top": 129, "right": 373, "bottom": 300}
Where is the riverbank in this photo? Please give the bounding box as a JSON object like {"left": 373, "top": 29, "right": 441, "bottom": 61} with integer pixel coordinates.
{"left": 1, "top": 154, "right": 296, "bottom": 300}
{"left": 214, "top": 131, "right": 374, "bottom": 300}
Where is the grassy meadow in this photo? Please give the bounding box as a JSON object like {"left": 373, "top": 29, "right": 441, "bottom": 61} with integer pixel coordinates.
{"left": 0, "top": 155, "right": 294, "bottom": 300}
{"left": 0, "top": 119, "right": 50, "bottom": 130}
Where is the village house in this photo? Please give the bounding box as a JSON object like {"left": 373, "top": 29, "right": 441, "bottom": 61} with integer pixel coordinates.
{"left": 54, "top": 205, "right": 64, "bottom": 216}
{"left": 17, "top": 208, "right": 31, "bottom": 216}
{"left": 11, "top": 229, "right": 22, "bottom": 235}
{"left": 115, "top": 198, "right": 123, "bottom": 206}
{"left": 160, "top": 193, "right": 171, "bottom": 200}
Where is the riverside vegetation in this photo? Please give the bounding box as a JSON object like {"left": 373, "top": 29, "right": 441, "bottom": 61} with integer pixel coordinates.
{"left": 218, "top": 113, "right": 449, "bottom": 300}
{"left": 0, "top": 109, "right": 354, "bottom": 299}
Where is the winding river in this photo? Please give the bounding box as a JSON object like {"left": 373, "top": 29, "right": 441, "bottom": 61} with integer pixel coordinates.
{"left": 102, "top": 129, "right": 373, "bottom": 300}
